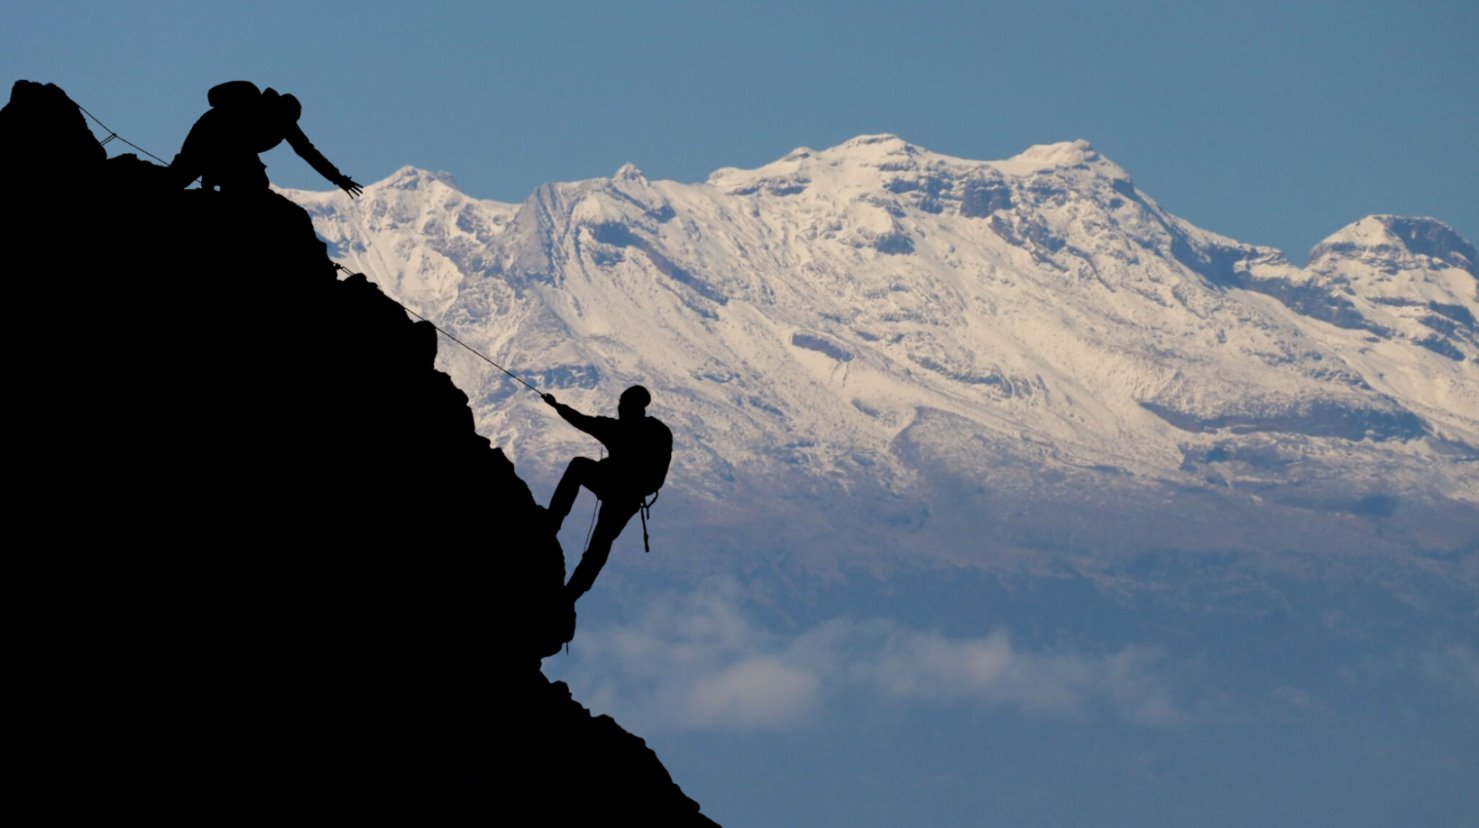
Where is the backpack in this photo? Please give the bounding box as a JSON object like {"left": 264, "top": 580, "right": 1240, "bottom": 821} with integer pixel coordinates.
{"left": 637, "top": 418, "right": 673, "bottom": 497}
{"left": 634, "top": 419, "right": 672, "bottom": 554}
{"left": 206, "top": 81, "right": 261, "bottom": 109}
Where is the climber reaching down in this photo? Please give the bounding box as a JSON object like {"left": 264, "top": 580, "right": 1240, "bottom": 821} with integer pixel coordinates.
{"left": 170, "top": 80, "right": 362, "bottom": 196}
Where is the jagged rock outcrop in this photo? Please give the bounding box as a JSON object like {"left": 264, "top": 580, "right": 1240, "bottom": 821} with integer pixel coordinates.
{"left": 4, "top": 80, "right": 715, "bottom": 824}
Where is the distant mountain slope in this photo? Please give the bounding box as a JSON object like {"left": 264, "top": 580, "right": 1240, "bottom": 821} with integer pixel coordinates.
{"left": 285, "top": 135, "right": 1477, "bottom": 576}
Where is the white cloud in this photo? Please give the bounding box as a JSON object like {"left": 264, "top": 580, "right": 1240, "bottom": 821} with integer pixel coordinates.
{"left": 559, "top": 579, "right": 821, "bottom": 732}
{"left": 553, "top": 579, "right": 1183, "bottom": 732}
{"left": 848, "top": 626, "right": 1179, "bottom": 723}
{"left": 686, "top": 657, "right": 822, "bottom": 728}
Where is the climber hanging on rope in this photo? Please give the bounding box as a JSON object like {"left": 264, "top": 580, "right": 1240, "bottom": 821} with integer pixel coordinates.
{"left": 169, "top": 81, "right": 363, "bottom": 196}
{"left": 544, "top": 385, "right": 672, "bottom": 603}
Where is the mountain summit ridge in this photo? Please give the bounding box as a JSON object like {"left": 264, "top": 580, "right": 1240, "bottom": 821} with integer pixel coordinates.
{"left": 286, "top": 134, "right": 1478, "bottom": 574}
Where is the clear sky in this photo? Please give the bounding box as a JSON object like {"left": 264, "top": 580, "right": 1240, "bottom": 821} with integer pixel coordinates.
{"left": 5, "top": 0, "right": 1476, "bottom": 260}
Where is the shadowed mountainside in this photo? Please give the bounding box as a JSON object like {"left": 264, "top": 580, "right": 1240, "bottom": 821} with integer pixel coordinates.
{"left": 3, "top": 80, "right": 716, "bottom": 824}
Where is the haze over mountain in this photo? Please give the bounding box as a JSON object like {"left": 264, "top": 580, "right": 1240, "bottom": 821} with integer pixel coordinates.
{"left": 285, "top": 134, "right": 1477, "bottom": 584}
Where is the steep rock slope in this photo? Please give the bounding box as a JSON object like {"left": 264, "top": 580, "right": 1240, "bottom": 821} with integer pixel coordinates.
{"left": 4, "top": 80, "right": 715, "bottom": 825}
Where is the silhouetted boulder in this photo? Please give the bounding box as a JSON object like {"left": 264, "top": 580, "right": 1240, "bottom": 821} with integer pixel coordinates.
{"left": 0, "top": 80, "right": 105, "bottom": 190}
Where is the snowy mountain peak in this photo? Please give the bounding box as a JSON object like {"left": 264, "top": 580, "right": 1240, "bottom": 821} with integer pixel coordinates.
{"left": 1308, "top": 215, "right": 1478, "bottom": 277}
{"left": 614, "top": 162, "right": 647, "bottom": 184}
{"left": 1277, "top": 215, "right": 1478, "bottom": 362}
{"left": 705, "top": 133, "right": 921, "bottom": 191}
{"left": 835, "top": 132, "right": 918, "bottom": 155}
{"left": 287, "top": 139, "right": 1478, "bottom": 565}
{"left": 378, "top": 165, "right": 460, "bottom": 192}
{"left": 989, "top": 139, "right": 1131, "bottom": 184}
{"left": 700, "top": 134, "right": 1136, "bottom": 217}
{"left": 1000, "top": 138, "right": 1095, "bottom": 168}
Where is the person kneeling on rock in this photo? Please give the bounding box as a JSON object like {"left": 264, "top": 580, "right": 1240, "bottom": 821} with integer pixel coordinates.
{"left": 170, "top": 80, "right": 362, "bottom": 197}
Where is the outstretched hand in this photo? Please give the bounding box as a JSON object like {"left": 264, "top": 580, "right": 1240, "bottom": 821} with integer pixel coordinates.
{"left": 543, "top": 393, "right": 558, "bottom": 407}
{"left": 340, "top": 177, "right": 364, "bottom": 198}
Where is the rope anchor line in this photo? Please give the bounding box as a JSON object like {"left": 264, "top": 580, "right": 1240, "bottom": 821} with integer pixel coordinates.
{"left": 76, "top": 101, "right": 170, "bottom": 166}
{"left": 330, "top": 263, "right": 545, "bottom": 396}
{"left": 66, "top": 98, "right": 532, "bottom": 395}
{"left": 69, "top": 94, "right": 546, "bottom": 396}
{"left": 332, "top": 264, "right": 655, "bottom": 558}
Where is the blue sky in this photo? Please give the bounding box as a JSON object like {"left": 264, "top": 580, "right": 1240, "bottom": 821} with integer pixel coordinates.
{"left": 8, "top": 3, "right": 1476, "bottom": 825}
{"left": 5, "top": 0, "right": 1476, "bottom": 259}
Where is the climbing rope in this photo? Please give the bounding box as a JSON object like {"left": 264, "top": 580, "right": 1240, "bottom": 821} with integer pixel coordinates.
{"left": 332, "top": 263, "right": 544, "bottom": 396}
{"left": 334, "top": 263, "right": 657, "bottom": 555}
{"left": 75, "top": 102, "right": 170, "bottom": 166}
{"left": 67, "top": 98, "right": 646, "bottom": 558}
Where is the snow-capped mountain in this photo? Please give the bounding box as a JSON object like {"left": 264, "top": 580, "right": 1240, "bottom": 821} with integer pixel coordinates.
{"left": 283, "top": 136, "right": 1477, "bottom": 574}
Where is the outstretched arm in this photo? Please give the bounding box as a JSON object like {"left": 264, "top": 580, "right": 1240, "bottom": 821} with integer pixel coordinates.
{"left": 285, "top": 123, "right": 362, "bottom": 197}
{"left": 543, "top": 393, "right": 608, "bottom": 441}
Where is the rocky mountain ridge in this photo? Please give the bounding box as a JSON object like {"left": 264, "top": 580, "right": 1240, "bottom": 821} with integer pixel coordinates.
{"left": 287, "top": 134, "right": 1477, "bottom": 575}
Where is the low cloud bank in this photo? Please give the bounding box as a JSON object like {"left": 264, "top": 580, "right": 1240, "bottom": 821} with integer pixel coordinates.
{"left": 559, "top": 579, "right": 1181, "bottom": 732}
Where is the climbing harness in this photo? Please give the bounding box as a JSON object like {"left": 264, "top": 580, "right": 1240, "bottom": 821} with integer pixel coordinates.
{"left": 577, "top": 490, "right": 659, "bottom": 556}
{"left": 639, "top": 490, "right": 659, "bottom": 553}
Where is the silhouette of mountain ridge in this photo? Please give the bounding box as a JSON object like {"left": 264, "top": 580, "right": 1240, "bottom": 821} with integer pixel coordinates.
{"left": 3, "top": 80, "right": 716, "bottom": 824}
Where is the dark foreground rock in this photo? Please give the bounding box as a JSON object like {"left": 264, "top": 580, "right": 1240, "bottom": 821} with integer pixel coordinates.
{"left": 4, "top": 79, "right": 716, "bottom": 824}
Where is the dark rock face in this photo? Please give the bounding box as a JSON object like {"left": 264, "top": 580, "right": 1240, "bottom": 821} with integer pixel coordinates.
{"left": 508, "top": 674, "right": 716, "bottom": 824}
{"left": 4, "top": 80, "right": 716, "bottom": 825}
{"left": 1308, "top": 216, "right": 1479, "bottom": 277}
{"left": 873, "top": 230, "right": 915, "bottom": 255}
{"left": 1241, "top": 275, "right": 1377, "bottom": 332}
{"left": 1380, "top": 217, "right": 1478, "bottom": 276}
{"left": 1416, "top": 333, "right": 1466, "bottom": 361}
{"left": 0, "top": 80, "right": 104, "bottom": 180}
{"left": 791, "top": 331, "right": 854, "bottom": 362}
{"left": 1140, "top": 400, "right": 1428, "bottom": 442}
{"left": 588, "top": 220, "right": 728, "bottom": 307}
{"left": 958, "top": 178, "right": 1013, "bottom": 217}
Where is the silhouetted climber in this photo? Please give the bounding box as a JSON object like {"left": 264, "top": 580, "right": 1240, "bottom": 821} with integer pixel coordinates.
{"left": 544, "top": 386, "right": 672, "bottom": 602}
{"left": 169, "top": 81, "right": 363, "bottom": 196}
